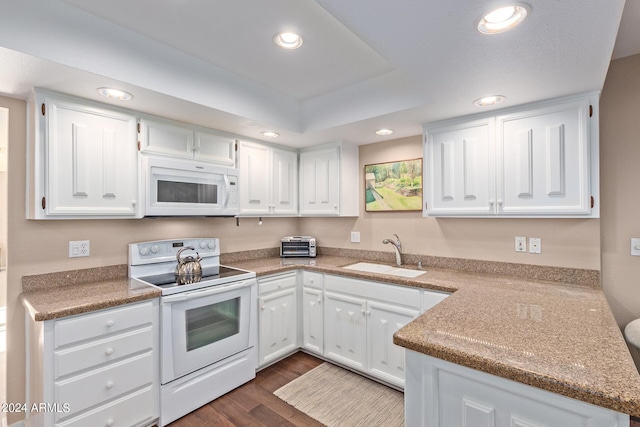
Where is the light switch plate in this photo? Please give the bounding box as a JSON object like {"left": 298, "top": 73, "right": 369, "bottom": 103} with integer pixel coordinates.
{"left": 350, "top": 231, "right": 361, "bottom": 243}
{"left": 631, "top": 238, "right": 640, "bottom": 256}
{"left": 529, "top": 237, "right": 541, "bottom": 254}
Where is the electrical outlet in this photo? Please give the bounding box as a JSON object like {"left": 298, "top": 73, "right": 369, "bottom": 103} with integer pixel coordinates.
{"left": 632, "top": 238, "right": 640, "bottom": 256}
{"left": 515, "top": 236, "right": 526, "bottom": 252}
{"left": 529, "top": 237, "right": 541, "bottom": 254}
{"left": 350, "top": 231, "right": 361, "bottom": 243}
{"left": 69, "top": 240, "right": 90, "bottom": 258}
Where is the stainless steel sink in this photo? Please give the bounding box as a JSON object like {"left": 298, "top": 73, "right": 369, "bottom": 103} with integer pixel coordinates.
{"left": 343, "top": 262, "right": 426, "bottom": 278}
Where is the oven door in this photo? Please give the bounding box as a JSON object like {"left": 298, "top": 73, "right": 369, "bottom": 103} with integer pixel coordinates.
{"left": 144, "top": 156, "right": 239, "bottom": 216}
{"left": 160, "top": 279, "right": 256, "bottom": 383}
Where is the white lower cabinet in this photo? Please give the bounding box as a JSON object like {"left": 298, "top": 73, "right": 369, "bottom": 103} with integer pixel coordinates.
{"left": 405, "top": 351, "right": 629, "bottom": 427}
{"left": 324, "top": 291, "right": 367, "bottom": 371}
{"left": 257, "top": 270, "right": 449, "bottom": 390}
{"left": 258, "top": 272, "right": 298, "bottom": 367}
{"left": 367, "top": 301, "right": 419, "bottom": 386}
{"left": 301, "top": 286, "right": 324, "bottom": 354}
{"left": 25, "top": 299, "right": 159, "bottom": 427}
{"left": 324, "top": 274, "right": 426, "bottom": 388}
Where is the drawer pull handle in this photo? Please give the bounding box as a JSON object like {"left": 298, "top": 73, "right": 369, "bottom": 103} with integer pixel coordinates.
{"left": 106, "top": 419, "right": 115, "bottom": 427}
{"left": 105, "top": 347, "right": 114, "bottom": 356}
{"left": 106, "top": 320, "right": 114, "bottom": 327}
{"left": 105, "top": 380, "right": 114, "bottom": 389}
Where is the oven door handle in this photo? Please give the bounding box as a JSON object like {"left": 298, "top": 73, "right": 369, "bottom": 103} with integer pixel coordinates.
{"left": 162, "top": 279, "right": 254, "bottom": 304}
{"left": 223, "top": 174, "right": 230, "bottom": 208}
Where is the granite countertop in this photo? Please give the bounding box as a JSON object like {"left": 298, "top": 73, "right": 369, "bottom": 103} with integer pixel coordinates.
{"left": 228, "top": 256, "right": 640, "bottom": 418}
{"left": 21, "top": 267, "right": 161, "bottom": 321}
{"left": 19, "top": 255, "right": 640, "bottom": 417}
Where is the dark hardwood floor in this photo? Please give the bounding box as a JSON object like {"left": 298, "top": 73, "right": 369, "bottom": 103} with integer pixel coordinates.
{"left": 168, "top": 352, "right": 326, "bottom": 427}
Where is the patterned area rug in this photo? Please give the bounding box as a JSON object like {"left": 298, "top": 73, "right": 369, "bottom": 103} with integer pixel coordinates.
{"left": 274, "top": 362, "right": 404, "bottom": 427}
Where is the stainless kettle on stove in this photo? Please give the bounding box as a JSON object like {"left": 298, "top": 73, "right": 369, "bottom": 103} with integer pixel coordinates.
{"left": 175, "top": 246, "right": 202, "bottom": 285}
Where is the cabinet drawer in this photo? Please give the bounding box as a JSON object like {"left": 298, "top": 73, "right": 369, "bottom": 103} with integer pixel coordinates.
{"left": 54, "top": 301, "right": 153, "bottom": 348}
{"left": 55, "top": 386, "right": 155, "bottom": 427}
{"left": 55, "top": 352, "right": 153, "bottom": 420}
{"left": 325, "top": 275, "right": 421, "bottom": 309}
{"left": 55, "top": 326, "right": 153, "bottom": 379}
{"left": 258, "top": 272, "right": 297, "bottom": 294}
{"left": 302, "top": 271, "right": 323, "bottom": 289}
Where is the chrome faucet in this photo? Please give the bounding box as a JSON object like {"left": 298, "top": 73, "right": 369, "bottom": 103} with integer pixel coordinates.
{"left": 382, "top": 234, "right": 403, "bottom": 266}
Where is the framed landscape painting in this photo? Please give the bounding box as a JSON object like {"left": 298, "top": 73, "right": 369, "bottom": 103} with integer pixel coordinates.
{"left": 364, "top": 158, "right": 423, "bottom": 212}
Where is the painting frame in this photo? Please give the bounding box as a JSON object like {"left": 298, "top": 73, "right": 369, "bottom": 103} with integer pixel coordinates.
{"left": 364, "top": 158, "right": 423, "bottom": 212}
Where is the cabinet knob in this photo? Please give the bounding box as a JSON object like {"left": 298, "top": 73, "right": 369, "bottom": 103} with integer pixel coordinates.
{"left": 260, "top": 304, "right": 265, "bottom": 310}
{"left": 489, "top": 199, "right": 494, "bottom": 205}
{"left": 105, "top": 347, "right": 114, "bottom": 356}
{"left": 497, "top": 199, "right": 503, "bottom": 205}
{"left": 106, "top": 320, "right": 114, "bottom": 327}
{"left": 106, "top": 419, "right": 115, "bottom": 427}
{"left": 131, "top": 200, "right": 137, "bottom": 206}
{"left": 360, "top": 309, "right": 366, "bottom": 315}
{"left": 317, "top": 298, "right": 321, "bottom": 304}
{"left": 105, "top": 380, "right": 114, "bottom": 389}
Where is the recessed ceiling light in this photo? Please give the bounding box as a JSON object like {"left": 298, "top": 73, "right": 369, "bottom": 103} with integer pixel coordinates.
{"left": 478, "top": 4, "right": 530, "bottom": 34}
{"left": 473, "top": 95, "right": 506, "bottom": 107}
{"left": 273, "top": 32, "right": 303, "bottom": 49}
{"left": 261, "top": 131, "right": 279, "bottom": 138}
{"left": 375, "top": 129, "right": 394, "bottom": 136}
{"left": 97, "top": 87, "right": 133, "bottom": 101}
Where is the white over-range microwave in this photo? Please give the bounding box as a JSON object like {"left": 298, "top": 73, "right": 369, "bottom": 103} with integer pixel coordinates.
{"left": 142, "top": 156, "right": 239, "bottom": 217}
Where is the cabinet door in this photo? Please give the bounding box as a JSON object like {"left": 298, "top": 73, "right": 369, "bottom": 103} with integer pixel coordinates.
{"left": 238, "top": 141, "right": 271, "bottom": 215}
{"left": 258, "top": 288, "right": 297, "bottom": 366}
{"left": 324, "top": 291, "right": 366, "bottom": 370}
{"left": 426, "top": 118, "right": 495, "bottom": 216}
{"left": 302, "top": 287, "right": 323, "bottom": 355}
{"left": 194, "top": 131, "right": 235, "bottom": 166}
{"left": 367, "top": 301, "right": 418, "bottom": 388}
{"left": 271, "top": 148, "right": 298, "bottom": 215}
{"left": 497, "top": 99, "right": 591, "bottom": 215}
{"left": 46, "top": 99, "right": 139, "bottom": 216}
{"left": 299, "top": 147, "right": 340, "bottom": 215}
{"left": 139, "top": 119, "right": 194, "bottom": 159}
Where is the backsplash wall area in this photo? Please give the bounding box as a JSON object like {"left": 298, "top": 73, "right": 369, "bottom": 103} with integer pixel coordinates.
{"left": 301, "top": 135, "right": 601, "bottom": 271}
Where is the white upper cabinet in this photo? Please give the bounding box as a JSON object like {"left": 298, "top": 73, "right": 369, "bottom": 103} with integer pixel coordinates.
{"left": 139, "top": 118, "right": 235, "bottom": 166}
{"left": 237, "top": 140, "right": 297, "bottom": 216}
{"left": 424, "top": 92, "right": 599, "bottom": 218}
{"left": 27, "top": 90, "right": 140, "bottom": 219}
{"left": 497, "top": 98, "right": 591, "bottom": 215}
{"left": 426, "top": 117, "right": 495, "bottom": 216}
{"left": 299, "top": 142, "right": 359, "bottom": 216}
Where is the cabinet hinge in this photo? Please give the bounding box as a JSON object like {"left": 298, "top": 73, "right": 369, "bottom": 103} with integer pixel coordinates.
{"left": 41, "top": 103, "right": 45, "bottom": 116}
{"left": 589, "top": 105, "right": 593, "bottom": 117}
{"left": 590, "top": 196, "right": 594, "bottom": 208}
{"left": 137, "top": 122, "right": 141, "bottom": 133}
{"left": 235, "top": 141, "right": 238, "bottom": 152}
{"left": 425, "top": 201, "right": 428, "bottom": 210}
{"left": 137, "top": 141, "right": 141, "bottom": 151}
{"left": 41, "top": 197, "right": 46, "bottom": 210}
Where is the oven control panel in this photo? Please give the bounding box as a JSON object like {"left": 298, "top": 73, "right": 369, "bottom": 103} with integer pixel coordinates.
{"left": 129, "top": 238, "right": 219, "bottom": 265}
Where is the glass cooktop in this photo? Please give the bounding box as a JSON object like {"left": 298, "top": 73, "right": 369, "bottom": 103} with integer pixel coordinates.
{"left": 138, "top": 266, "right": 248, "bottom": 287}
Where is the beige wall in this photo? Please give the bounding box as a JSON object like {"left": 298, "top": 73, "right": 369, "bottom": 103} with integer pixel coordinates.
{"left": 1, "top": 93, "right": 298, "bottom": 422}
{"left": 600, "top": 54, "right": 640, "bottom": 328}
{"left": 302, "top": 136, "right": 601, "bottom": 270}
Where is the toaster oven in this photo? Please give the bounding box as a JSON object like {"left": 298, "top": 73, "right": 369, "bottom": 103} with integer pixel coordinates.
{"left": 280, "top": 236, "right": 316, "bottom": 258}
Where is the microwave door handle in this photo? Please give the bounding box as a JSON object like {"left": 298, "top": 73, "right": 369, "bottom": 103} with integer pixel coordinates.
{"left": 223, "top": 174, "right": 230, "bottom": 208}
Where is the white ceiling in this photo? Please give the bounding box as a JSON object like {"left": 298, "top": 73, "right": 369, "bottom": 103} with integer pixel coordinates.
{"left": 0, "top": 0, "right": 636, "bottom": 148}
